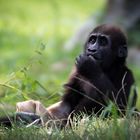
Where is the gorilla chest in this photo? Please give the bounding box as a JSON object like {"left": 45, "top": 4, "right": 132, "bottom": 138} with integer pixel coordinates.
{"left": 80, "top": 79, "right": 98, "bottom": 97}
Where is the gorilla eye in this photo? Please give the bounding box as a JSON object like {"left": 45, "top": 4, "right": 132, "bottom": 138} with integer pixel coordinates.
{"left": 88, "top": 35, "right": 96, "bottom": 44}
{"left": 99, "top": 36, "right": 108, "bottom": 46}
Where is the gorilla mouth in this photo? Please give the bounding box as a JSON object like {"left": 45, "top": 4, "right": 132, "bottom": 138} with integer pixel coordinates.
{"left": 87, "top": 52, "right": 102, "bottom": 61}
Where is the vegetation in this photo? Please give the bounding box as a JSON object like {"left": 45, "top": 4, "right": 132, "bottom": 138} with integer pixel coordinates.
{"left": 0, "top": 115, "right": 140, "bottom": 140}
{"left": 0, "top": 0, "right": 106, "bottom": 113}
{"left": 0, "top": 0, "right": 140, "bottom": 139}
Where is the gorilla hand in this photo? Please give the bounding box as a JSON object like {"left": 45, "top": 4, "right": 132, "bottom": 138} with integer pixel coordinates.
{"left": 75, "top": 54, "right": 102, "bottom": 78}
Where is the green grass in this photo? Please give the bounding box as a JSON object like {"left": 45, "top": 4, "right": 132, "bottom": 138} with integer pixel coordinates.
{"left": 0, "top": 116, "right": 140, "bottom": 140}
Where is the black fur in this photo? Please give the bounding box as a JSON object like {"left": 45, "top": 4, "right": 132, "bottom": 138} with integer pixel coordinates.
{"left": 63, "top": 24, "right": 137, "bottom": 116}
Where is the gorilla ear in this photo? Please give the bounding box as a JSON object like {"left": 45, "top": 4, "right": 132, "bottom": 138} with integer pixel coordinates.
{"left": 118, "top": 45, "right": 128, "bottom": 58}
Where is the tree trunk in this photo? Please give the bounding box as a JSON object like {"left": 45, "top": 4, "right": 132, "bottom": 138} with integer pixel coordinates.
{"left": 104, "top": 0, "right": 140, "bottom": 29}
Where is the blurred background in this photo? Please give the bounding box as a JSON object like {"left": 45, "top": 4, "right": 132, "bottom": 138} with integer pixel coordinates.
{"left": 0, "top": 0, "right": 140, "bottom": 114}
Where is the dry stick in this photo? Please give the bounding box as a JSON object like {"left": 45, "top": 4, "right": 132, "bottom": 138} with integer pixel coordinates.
{"left": 74, "top": 76, "right": 110, "bottom": 101}
{"left": 65, "top": 85, "right": 106, "bottom": 108}
{"left": 0, "top": 83, "right": 29, "bottom": 100}
{"left": 116, "top": 72, "right": 127, "bottom": 104}
{"left": 26, "top": 119, "right": 41, "bottom": 128}
{"left": 121, "top": 72, "right": 128, "bottom": 106}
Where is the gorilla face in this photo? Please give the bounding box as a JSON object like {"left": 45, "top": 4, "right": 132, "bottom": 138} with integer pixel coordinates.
{"left": 85, "top": 33, "right": 115, "bottom": 70}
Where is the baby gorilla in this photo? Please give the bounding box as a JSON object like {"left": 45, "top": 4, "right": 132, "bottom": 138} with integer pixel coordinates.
{"left": 0, "top": 24, "right": 137, "bottom": 127}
